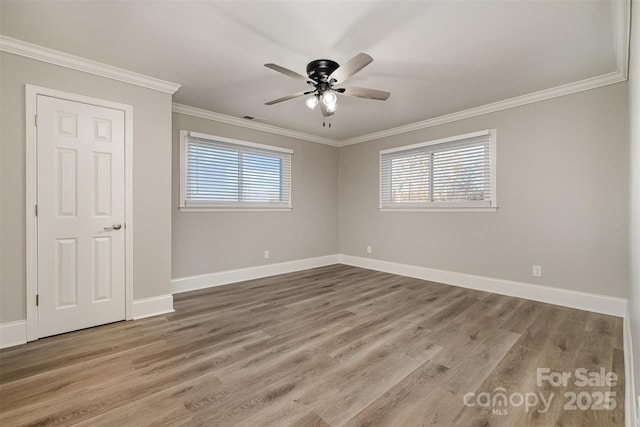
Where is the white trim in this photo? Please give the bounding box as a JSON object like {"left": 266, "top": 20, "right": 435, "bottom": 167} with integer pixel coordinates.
{"left": 173, "top": 70, "right": 626, "bottom": 148}
{"left": 379, "top": 129, "right": 491, "bottom": 155}
{"left": 0, "top": 36, "right": 181, "bottom": 94}
{"left": 379, "top": 129, "right": 497, "bottom": 211}
{"left": 613, "top": 0, "right": 631, "bottom": 79}
{"left": 173, "top": 103, "right": 340, "bottom": 147}
{"left": 379, "top": 207, "right": 497, "bottom": 213}
{"left": 171, "top": 254, "right": 627, "bottom": 318}
{"left": 624, "top": 303, "right": 639, "bottom": 427}
{"left": 341, "top": 71, "right": 627, "bottom": 146}
{"left": 338, "top": 254, "right": 627, "bottom": 317}
{"left": 25, "top": 87, "right": 38, "bottom": 341}
{"left": 179, "top": 129, "right": 293, "bottom": 210}
{"left": 1, "top": 29, "right": 628, "bottom": 148}
{"left": 490, "top": 129, "right": 498, "bottom": 208}
{"left": 25, "top": 85, "right": 135, "bottom": 341}
{"left": 125, "top": 105, "right": 134, "bottom": 321}
{"left": 187, "top": 131, "right": 294, "bottom": 154}
{"left": 132, "top": 295, "right": 175, "bottom": 320}
{"left": 1, "top": 294, "right": 174, "bottom": 348}
{"left": 171, "top": 255, "right": 340, "bottom": 294}
{"left": 180, "top": 130, "right": 187, "bottom": 209}
{"left": 178, "top": 207, "right": 292, "bottom": 213}
{"left": 0, "top": 320, "right": 27, "bottom": 349}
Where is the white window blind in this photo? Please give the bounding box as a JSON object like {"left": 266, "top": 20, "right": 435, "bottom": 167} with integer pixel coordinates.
{"left": 181, "top": 131, "right": 292, "bottom": 209}
{"left": 380, "top": 130, "right": 496, "bottom": 210}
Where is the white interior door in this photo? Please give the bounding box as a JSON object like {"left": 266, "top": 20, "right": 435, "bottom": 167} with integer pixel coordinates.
{"left": 37, "top": 95, "right": 126, "bottom": 338}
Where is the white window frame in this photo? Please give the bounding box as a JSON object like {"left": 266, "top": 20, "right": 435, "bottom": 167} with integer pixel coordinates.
{"left": 179, "top": 130, "right": 293, "bottom": 212}
{"left": 379, "top": 129, "right": 497, "bottom": 212}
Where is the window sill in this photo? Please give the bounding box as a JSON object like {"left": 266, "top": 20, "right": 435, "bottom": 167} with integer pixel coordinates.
{"left": 179, "top": 206, "right": 292, "bottom": 213}
{"left": 379, "top": 207, "right": 498, "bottom": 213}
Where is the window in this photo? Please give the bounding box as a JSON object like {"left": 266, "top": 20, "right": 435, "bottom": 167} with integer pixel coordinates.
{"left": 180, "top": 131, "right": 292, "bottom": 210}
{"left": 380, "top": 130, "right": 496, "bottom": 211}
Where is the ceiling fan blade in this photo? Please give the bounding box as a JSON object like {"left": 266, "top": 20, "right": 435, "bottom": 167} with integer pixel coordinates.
{"left": 265, "top": 91, "right": 312, "bottom": 105}
{"left": 328, "top": 52, "right": 373, "bottom": 84}
{"left": 319, "top": 102, "right": 335, "bottom": 117}
{"left": 264, "top": 63, "right": 308, "bottom": 81}
{"left": 338, "top": 86, "right": 390, "bottom": 101}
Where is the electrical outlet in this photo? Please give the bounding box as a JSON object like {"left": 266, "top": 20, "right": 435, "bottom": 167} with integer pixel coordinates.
{"left": 264, "top": 250, "right": 270, "bottom": 260}
{"left": 532, "top": 265, "right": 542, "bottom": 277}
{"left": 367, "top": 246, "right": 372, "bottom": 254}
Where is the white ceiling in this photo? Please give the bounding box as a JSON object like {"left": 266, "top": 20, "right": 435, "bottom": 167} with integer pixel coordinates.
{"left": 0, "top": 0, "right": 628, "bottom": 142}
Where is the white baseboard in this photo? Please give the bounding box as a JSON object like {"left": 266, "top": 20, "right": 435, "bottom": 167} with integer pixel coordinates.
{"left": 171, "top": 254, "right": 341, "bottom": 294}
{"left": 625, "top": 303, "right": 639, "bottom": 427}
{"left": 338, "top": 254, "right": 627, "bottom": 317}
{"left": 132, "top": 294, "right": 175, "bottom": 320}
{"left": 0, "top": 297, "right": 173, "bottom": 349}
{"left": 172, "top": 253, "right": 626, "bottom": 317}
{"left": 0, "top": 320, "right": 27, "bottom": 349}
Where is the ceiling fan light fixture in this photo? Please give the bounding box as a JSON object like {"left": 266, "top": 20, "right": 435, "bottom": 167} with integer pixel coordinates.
{"left": 322, "top": 91, "right": 337, "bottom": 107}
{"left": 305, "top": 96, "right": 319, "bottom": 110}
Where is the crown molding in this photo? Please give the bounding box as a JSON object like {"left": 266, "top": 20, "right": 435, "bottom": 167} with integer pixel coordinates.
{"left": 173, "top": 68, "right": 626, "bottom": 148}
{"left": 613, "top": 0, "right": 631, "bottom": 79}
{"left": 0, "top": 35, "right": 181, "bottom": 94}
{"left": 4, "top": 0, "right": 627, "bottom": 146}
{"left": 172, "top": 103, "right": 341, "bottom": 147}
{"left": 340, "top": 70, "right": 627, "bottom": 146}
{"left": 341, "top": 0, "right": 630, "bottom": 146}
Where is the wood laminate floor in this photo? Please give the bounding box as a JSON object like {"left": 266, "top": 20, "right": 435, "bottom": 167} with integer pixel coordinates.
{"left": 0, "top": 265, "right": 625, "bottom": 426}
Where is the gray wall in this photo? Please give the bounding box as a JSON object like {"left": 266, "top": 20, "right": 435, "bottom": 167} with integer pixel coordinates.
{"left": 1, "top": 45, "right": 632, "bottom": 374}
{"left": 339, "top": 82, "right": 629, "bottom": 298}
{"left": 171, "top": 113, "right": 339, "bottom": 279}
{"left": 0, "top": 52, "right": 173, "bottom": 323}
{"left": 628, "top": 0, "right": 640, "bottom": 409}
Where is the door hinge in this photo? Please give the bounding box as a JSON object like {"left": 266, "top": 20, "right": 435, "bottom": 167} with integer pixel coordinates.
{"left": 36, "top": 294, "right": 39, "bottom": 306}
{"left": 34, "top": 114, "right": 38, "bottom": 127}
{"left": 35, "top": 204, "right": 38, "bottom": 216}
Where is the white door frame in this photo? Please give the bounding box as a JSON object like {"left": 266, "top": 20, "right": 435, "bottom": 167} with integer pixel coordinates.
{"left": 25, "top": 84, "right": 134, "bottom": 341}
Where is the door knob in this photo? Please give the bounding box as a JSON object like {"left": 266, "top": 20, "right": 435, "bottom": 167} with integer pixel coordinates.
{"left": 104, "top": 223, "right": 122, "bottom": 231}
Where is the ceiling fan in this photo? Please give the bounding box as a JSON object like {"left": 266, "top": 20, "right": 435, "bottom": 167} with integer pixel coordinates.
{"left": 264, "top": 53, "right": 390, "bottom": 126}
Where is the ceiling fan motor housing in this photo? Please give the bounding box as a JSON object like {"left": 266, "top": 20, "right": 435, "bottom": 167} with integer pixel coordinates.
{"left": 306, "top": 59, "right": 340, "bottom": 83}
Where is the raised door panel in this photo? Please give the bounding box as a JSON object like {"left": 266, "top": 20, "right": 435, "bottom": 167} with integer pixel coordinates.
{"left": 37, "top": 95, "right": 126, "bottom": 338}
